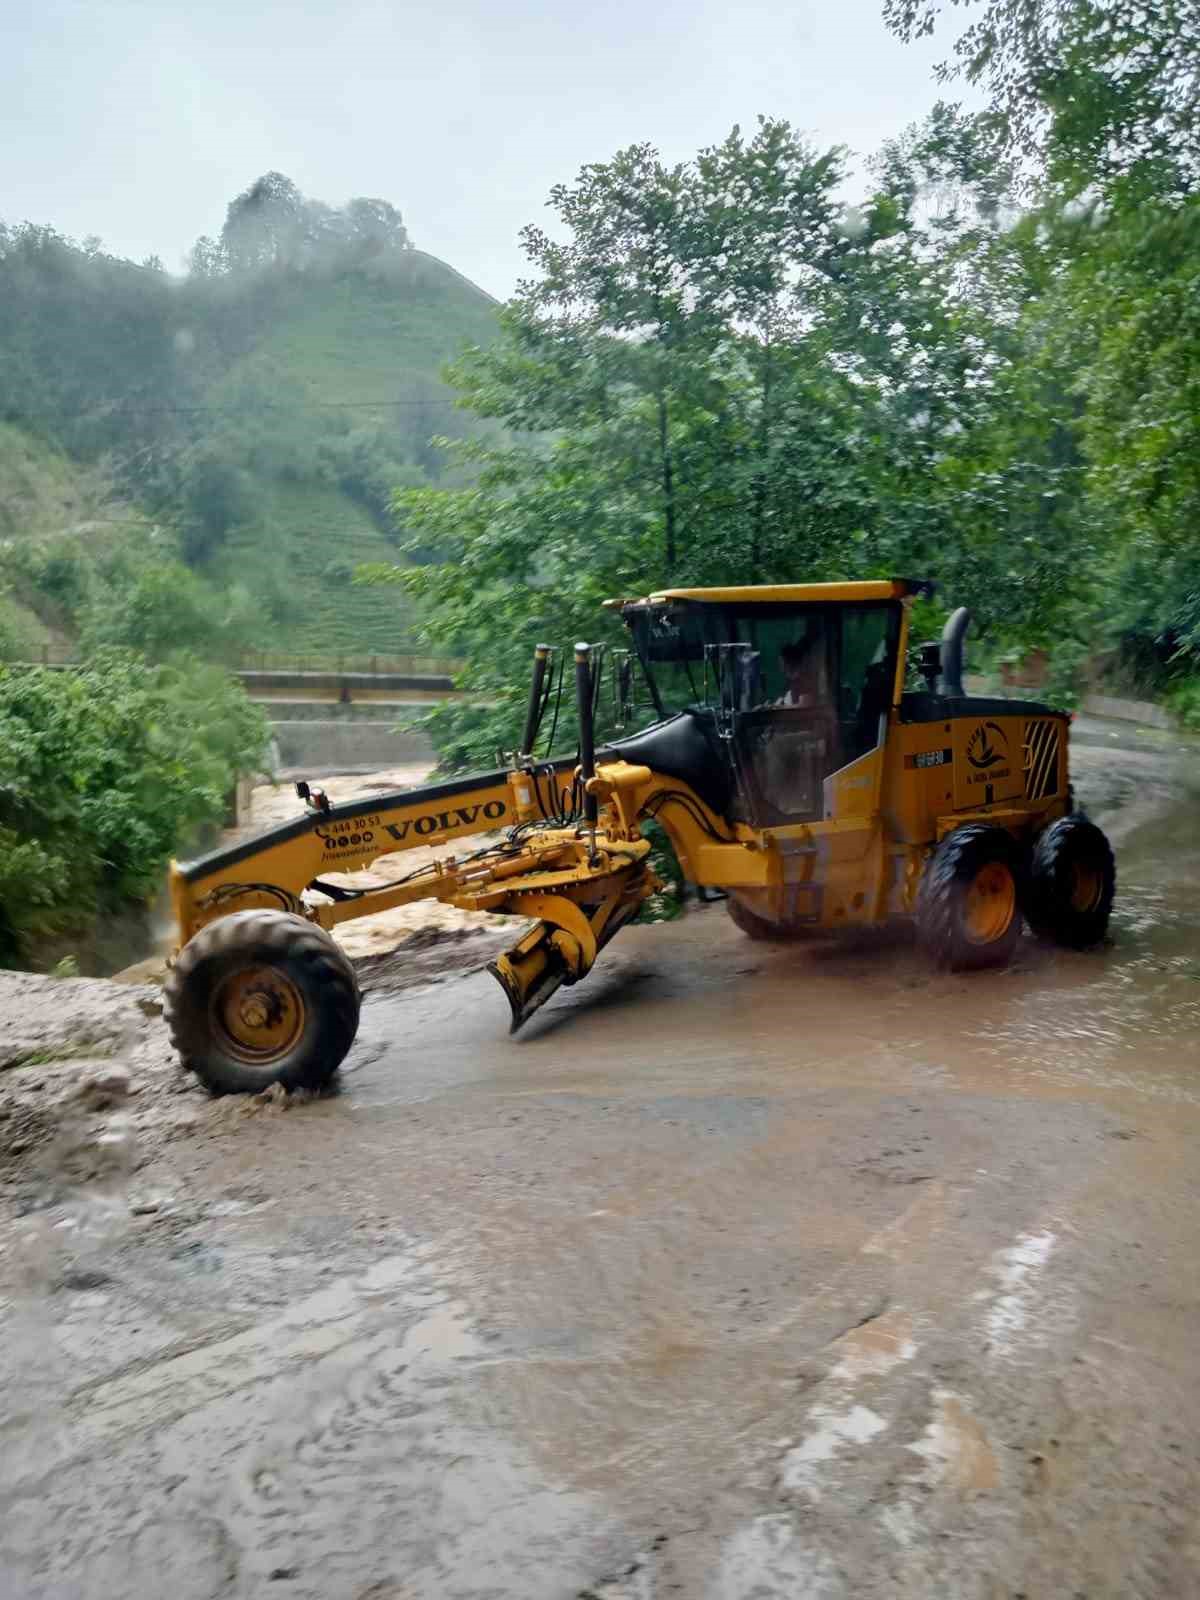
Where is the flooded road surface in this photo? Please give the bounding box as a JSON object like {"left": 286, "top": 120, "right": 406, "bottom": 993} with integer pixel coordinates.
{"left": 4, "top": 722, "right": 1200, "bottom": 1598}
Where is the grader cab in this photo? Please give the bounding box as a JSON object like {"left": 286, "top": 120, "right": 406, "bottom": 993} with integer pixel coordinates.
{"left": 164, "top": 580, "right": 1115, "bottom": 1095}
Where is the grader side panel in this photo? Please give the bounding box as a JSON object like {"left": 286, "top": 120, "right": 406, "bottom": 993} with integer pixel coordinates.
{"left": 882, "top": 704, "right": 1071, "bottom": 846}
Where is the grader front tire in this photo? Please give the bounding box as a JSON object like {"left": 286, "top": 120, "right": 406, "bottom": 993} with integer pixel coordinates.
{"left": 165, "top": 910, "right": 360, "bottom": 1096}
{"left": 917, "top": 825, "right": 1024, "bottom": 971}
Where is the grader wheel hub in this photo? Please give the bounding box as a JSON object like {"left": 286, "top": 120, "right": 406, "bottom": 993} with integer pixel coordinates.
{"left": 963, "top": 862, "right": 1016, "bottom": 945}
{"left": 240, "top": 996, "right": 270, "bottom": 1029}
{"left": 212, "top": 965, "right": 306, "bottom": 1064}
{"left": 1070, "top": 861, "right": 1104, "bottom": 913}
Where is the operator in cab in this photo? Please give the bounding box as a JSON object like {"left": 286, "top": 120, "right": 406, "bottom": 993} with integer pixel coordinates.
{"left": 750, "top": 633, "right": 836, "bottom": 815}
{"left": 775, "top": 638, "right": 823, "bottom": 708}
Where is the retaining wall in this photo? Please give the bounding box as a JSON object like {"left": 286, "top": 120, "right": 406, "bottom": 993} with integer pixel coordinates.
{"left": 269, "top": 719, "right": 436, "bottom": 773}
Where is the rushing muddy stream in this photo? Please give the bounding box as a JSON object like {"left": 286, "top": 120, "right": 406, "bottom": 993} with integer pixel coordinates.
{"left": 2, "top": 718, "right": 1200, "bottom": 1598}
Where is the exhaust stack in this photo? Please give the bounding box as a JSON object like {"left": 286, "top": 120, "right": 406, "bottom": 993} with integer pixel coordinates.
{"left": 939, "top": 607, "right": 970, "bottom": 698}
{"left": 575, "top": 642, "right": 598, "bottom": 828}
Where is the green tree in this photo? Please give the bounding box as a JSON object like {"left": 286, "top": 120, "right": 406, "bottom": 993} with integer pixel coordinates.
{"left": 366, "top": 116, "right": 1052, "bottom": 769}
{"left": 883, "top": 0, "right": 1200, "bottom": 194}
{"left": 0, "top": 653, "right": 267, "bottom": 962}
{"left": 885, "top": 0, "right": 1200, "bottom": 688}
{"left": 79, "top": 558, "right": 252, "bottom": 662}
{"left": 221, "top": 172, "right": 309, "bottom": 272}
{"left": 343, "top": 197, "right": 410, "bottom": 258}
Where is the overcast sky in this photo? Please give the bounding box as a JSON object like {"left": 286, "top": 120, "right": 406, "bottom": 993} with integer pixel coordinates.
{"left": 2, "top": 0, "right": 965, "bottom": 299}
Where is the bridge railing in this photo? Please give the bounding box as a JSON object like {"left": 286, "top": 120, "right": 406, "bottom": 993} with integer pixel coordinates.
{"left": 13, "top": 646, "right": 466, "bottom": 678}
{"left": 229, "top": 649, "right": 465, "bottom": 678}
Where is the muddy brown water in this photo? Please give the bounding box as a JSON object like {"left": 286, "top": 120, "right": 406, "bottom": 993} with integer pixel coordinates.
{"left": 3, "top": 724, "right": 1200, "bottom": 1598}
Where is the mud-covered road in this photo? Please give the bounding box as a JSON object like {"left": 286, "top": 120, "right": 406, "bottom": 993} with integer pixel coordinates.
{"left": 3, "top": 719, "right": 1200, "bottom": 1599}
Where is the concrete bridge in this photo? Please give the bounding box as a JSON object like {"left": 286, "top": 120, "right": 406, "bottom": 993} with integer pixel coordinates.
{"left": 236, "top": 663, "right": 471, "bottom": 773}
{"left": 17, "top": 653, "right": 470, "bottom": 774}
{"left": 236, "top": 668, "right": 458, "bottom": 769}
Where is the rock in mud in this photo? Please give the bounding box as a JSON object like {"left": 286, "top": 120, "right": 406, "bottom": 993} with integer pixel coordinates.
{"left": 75, "top": 1065, "right": 133, "bottom": 1110}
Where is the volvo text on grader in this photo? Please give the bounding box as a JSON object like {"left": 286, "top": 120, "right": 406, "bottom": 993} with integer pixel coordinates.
{"left": 164, "top": 580, "right": 1116, "bottom": 1094}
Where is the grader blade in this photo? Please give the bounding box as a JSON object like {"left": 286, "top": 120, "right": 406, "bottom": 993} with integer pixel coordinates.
{"left": 488, "top": 893, "right": 647, "bottom": 1033}
{"left": 488, "top": 921, "right": 572, "bottom": 1033}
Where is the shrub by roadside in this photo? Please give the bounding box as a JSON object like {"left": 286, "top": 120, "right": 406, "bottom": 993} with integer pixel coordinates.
{"left": 0, "top": 651, "right": 268, "bottom": 965}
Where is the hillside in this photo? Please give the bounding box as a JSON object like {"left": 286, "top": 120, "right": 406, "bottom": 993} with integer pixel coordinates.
{"left": 212, "top": 479, "right": 412, "bottom": 655}
{"left": 227, "top": 251, "right": 500, "bottom": 403}
{"left": 0, "top": 186, "right": 502, "bottom": 661}
{"left": 0, "top": 424, "right": 131, "bottom": 656}
{"left": 198, "top": 253, "right": 500, "bottom": 652}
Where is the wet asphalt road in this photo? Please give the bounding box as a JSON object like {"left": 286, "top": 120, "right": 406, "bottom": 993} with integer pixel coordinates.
{"left": 4, "top": 723, "right": 1200, "bottom": 1598}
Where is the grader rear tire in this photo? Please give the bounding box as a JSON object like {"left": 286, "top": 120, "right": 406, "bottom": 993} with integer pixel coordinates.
{"left": 727, "top": 893, "right": 811, "bottom": 942}
{"left": 1026, "top": 813, "right": 1115, "bottom": 948}
{"left": 165, "top": 910, "right": 360, "bottom": 1096}
{"left": 917, "top": 824, "right": 1024, "bottom": 970}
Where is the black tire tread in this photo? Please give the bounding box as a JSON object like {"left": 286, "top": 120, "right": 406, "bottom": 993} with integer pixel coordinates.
{"left": 1027, "top": 813, "right": 1116, "bottom": 949}
{"left": 916, "top": 824, "right": 1024, "bottom": 971}
{"left": 165, "top": 910, "right": 360, "bottom": 1096}
{"left": 727, "top": 894, "right": 811, "bottom": 942}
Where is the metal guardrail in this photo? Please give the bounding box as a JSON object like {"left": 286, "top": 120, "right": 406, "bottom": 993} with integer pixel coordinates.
{"left": 231, "top": 650, "right": 464, "bottom": 677}
{"left": 13, "top": 647, "right": 465, "bottom": 678}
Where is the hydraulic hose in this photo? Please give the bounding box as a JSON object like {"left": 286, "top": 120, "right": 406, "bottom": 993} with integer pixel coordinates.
{"left": 575, "top": 642, "right": 598, "bottom": 829}
{"left": 521, "top": 644, "right": 551, "bottom": 760}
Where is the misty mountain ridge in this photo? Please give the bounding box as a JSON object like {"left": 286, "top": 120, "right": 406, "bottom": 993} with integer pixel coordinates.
{"left": 0, "top": 174, "right": 501, "bottom": 659}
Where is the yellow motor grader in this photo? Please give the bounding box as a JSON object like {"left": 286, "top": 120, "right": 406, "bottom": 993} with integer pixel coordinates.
{"left": 165, "top": 580, "right": 1115, "bottom": 1094}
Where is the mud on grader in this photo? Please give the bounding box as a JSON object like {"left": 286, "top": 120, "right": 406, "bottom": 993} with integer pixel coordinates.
{"left": 164, "top": 580, "right": 1115, "bottom": 1095}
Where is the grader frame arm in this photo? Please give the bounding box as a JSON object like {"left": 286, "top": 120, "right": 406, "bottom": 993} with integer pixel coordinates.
{"left": 170, "top": 645, "right": 721, "bottom": 1036}
{"left": 170, "top": 765, "right": 550, "bottom": 944}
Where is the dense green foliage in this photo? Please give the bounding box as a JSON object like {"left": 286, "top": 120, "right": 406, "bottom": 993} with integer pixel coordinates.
{"left": 365, "top": 7, "right": 1200, "bottom": 765}
{"left": 883, "top": 0, "right": 1200, "bottom": 193}
{"left": 882, "top": 0, "right": 1200, "bottom": 711}
{"left": 0, "top": 423, "right": 261, "bottom": 666}
{"left": 365, "top": 113, "right": 1076, "bottom": 765}
{"left": 0, "top": 176, "right": 504, "bottom": 966}
{"left": 0, "top": 653, "right": 268, "bottom": 962}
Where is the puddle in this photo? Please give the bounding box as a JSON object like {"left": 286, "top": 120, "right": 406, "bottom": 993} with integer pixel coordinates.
{"left": 712, "top": 1515, "right": 842, "bottom": 1597}
{"left": 829, "top": 1309, "right": 918, "bottom": 1383}
{"left": 878, "top": 1499, "right": 921, "bottom": 1549}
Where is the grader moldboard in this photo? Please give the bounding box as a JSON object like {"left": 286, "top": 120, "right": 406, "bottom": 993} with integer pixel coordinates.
{"left": 164, "top": 580, "right": 1115, "bottom": 1095}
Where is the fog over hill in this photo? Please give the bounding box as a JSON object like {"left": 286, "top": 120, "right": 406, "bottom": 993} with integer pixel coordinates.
{"left": 0, "top": 174, "right": 502, "bottom": 660}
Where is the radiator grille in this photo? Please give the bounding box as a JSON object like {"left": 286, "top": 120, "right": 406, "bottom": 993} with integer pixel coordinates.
{"left": 1023, "top": 718, "right": 1061, "bottom": 800}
